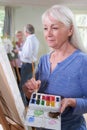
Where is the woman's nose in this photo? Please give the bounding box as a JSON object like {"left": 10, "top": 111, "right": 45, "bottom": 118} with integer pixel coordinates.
{"left": 47, "top": 29, "right": 53, "bottom": 36}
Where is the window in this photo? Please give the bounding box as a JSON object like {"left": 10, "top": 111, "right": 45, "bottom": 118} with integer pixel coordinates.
{"left": 75, "top": 14, "right": 87, "bottom": 48}
{"left": 0, "top": 6, "right": 5, "bottom": 36}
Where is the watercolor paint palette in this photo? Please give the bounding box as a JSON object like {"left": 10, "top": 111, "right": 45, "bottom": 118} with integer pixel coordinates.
{"left": 29, "top": 92, "right": 61, "bottom": 112}
{"left": 25, "top": 92, "right": 61, "bottom": 130}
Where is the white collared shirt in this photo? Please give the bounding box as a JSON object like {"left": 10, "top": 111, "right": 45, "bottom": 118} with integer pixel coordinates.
{"left": 19, "top": 34, "right": 39, "bottom": 63}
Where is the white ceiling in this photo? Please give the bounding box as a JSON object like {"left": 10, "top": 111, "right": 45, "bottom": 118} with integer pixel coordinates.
{"left": 0, "top": 0, "right": 87, "bottom": 10}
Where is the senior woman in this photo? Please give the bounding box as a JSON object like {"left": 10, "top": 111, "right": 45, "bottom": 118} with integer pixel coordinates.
{"left": 23, "top": 5, "right": 87, "bottom": 130}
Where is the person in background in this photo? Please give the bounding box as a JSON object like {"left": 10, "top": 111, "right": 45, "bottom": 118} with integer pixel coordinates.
{"left": 23, "top": 5, "right": 87, "bottom": 130}
{"left": 15, "top": 24, "right": 40, "bottom": 106}
{"left": 14, "top": 31, "right": 24, "bottom": 84}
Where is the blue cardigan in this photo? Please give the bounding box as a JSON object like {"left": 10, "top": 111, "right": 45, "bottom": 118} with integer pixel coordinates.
{"left": 36, "top": 49, "right": 87, "bottom": 130}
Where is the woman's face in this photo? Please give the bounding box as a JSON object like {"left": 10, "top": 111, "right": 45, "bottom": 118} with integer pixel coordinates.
{"left": 16, "top": 32, "right": 23, "bottom": 40}
{"left": 43, "top": 16, "right": 73, "bottom": 49}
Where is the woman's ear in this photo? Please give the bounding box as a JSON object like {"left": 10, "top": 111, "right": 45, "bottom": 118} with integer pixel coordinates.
{"left": 68, "top": 25, "right": 73, "bottom": 37}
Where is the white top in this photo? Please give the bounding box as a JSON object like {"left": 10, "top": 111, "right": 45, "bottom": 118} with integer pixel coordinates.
{"left": 15, "top": 43, "right": 24, "bottom": 67}
{"left": 3, "top": 38, "right": 13, "bottom": 53}
{"left": 19, "top": 34, "right": 39, "bottom": 63}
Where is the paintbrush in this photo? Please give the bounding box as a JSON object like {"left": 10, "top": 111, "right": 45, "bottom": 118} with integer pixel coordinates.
{"left": 32, "top": 62, "right": 38, "bottom": 93}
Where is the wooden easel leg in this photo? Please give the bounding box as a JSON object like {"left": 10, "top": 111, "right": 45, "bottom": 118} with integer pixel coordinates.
{"left": 0, "top": 106, "right": 10, "bottom": 130}
{"left": 32, "top": 127, "right": 36, "bottom": 130}
{"left": 13, "top": 60, "right": 21, "bottom": 83}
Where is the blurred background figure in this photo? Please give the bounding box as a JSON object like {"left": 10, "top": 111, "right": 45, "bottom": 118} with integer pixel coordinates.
{"left": 14, "top": 31, "right": 24, "bottom": 84}
{"left": 14, "top": 24, "right": 40, "bottom": 106}
{"left": 3, "top": 33, "right": 13, "bottom": 57}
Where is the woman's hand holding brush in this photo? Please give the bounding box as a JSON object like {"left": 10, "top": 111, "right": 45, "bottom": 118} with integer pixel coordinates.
{"left": 23, "top": 78, "right": 41, "bottom": 99}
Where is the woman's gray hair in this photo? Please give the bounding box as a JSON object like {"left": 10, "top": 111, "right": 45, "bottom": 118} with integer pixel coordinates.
{"left": 42, "top": 5, "right": 86, "bottom": 52}
{"left": 25, "top": 24, "right": 35, "bottom": 34}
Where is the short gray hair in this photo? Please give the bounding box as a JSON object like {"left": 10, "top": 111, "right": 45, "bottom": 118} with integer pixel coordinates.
{"left": 25, "top": 24, "right": 35, "bottom": 34}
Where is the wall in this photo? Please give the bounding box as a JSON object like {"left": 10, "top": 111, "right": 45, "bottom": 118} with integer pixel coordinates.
{"left": 14, "top": 5, "right": 87, "bottom": 60}
{"left": 14, "top": 5, "right": 50, "bottom": 60}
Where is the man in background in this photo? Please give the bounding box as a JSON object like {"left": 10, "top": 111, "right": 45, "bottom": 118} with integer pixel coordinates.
{"left": 14, "top": 24, "right": 40, "bottom": 106}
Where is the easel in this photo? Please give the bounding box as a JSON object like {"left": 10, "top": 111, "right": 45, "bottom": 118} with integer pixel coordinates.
{"left": 0, "top": 105, "right": 25, "bottom": 130}
{"left": 0, "top": 104, "right": 36, "bottom": 130}
{"left": 10, "top": 59, "right": 21, "bottom": 84}
{"left": 0, "top": 44, "right": 26, "bottom": 130}
{"left": 0, "top": 105, "right": 10, "bottom": 130}
{"left": 14, "top": 60, "right": 21, "bottom": 82}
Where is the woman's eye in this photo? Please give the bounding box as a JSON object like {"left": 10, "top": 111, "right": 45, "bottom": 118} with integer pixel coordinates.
{"left": 52, "top": 27, "right": 59, "bottom": 30}
{"left": 44, "top": 27, "right": 48, "bottom": 30}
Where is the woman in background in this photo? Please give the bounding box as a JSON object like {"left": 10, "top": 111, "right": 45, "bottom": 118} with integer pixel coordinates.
{"left": 14, "top": 31, "right": 24, "bottom": 84}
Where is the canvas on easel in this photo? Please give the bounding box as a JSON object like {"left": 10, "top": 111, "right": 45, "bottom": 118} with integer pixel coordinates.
{"left": 0, "top": 44, "right": 28, "bottom": 130}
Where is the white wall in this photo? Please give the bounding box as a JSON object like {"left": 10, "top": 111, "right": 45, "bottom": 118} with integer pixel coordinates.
{"left": 14, "top": 5, "right": 87, "bottom": 60}
{"left": 14, "top": 5, "right": 50, "bottom": 59}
